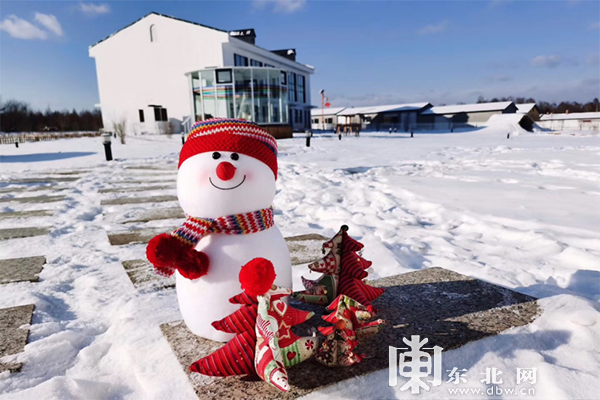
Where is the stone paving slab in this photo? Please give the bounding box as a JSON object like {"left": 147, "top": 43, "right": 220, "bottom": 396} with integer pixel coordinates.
{"left": 0, "top": 195, "right": 66, "bottom": 204}
{"left": 125, "top": 165, "right": 177, "bottom": 171}
{"left": 122, "top": 207, "right": 184, "bottom": 223}
{"left": 7, "top": 177, "right": 78, "bottom": 184}
{"left": 106, "top": 180, "right": 174, "bottom": 186}
{"left": 98, "top": 185, "right": 174, "bottom": 194}
{"left": 0, "top": 256, "right": 46, "bottom": 284}
{"left": 161, "top": 267, "right": 539, "bottom": 400}
{"left": 0, "top": 227, "right": 51, "bottom": 240}
{"left": 286, "top": 234, "right": 330, "bottom": 265}
{"left": 0, "top": 304, "right": 35, "bottom": 373}
{"left": 122, "top": 259, "right": 175, "bottom": 291}
{"left": 0, "top": 210, "right": 54, "bottom": 220}
{"left": 0, "top": 185, "right": 64, "bottom": 194}
{"left": 101, "top": 195, "right": 178, "bottom": 206}
{"left": 107, "top": 227, "right": 177, "bottom": 246}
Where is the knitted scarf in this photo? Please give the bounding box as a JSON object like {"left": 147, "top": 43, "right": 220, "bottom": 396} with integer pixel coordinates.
{"left": 173, "top": 206, "right": 274, "bottom": 246}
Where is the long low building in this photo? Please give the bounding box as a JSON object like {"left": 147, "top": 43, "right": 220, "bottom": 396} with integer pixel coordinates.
{"left": 419, "top": 101, "right": 518, "bottom": 130}
{"left": 335, "top": 103, "right": 432, "bottom": 132}
{"left": 311, "top": 107, "right": 346, "bottom": 131}
{"left": 539, "top": 112, "right": 600, "bottom": 131}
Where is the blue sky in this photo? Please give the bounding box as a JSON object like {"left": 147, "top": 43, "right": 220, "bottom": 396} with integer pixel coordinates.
{"left": 1, "top": 0, "right": 599, "bottom": 111}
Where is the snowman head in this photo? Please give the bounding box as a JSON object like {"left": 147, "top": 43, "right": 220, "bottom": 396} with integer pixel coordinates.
{"left": 177, "top": 119, "right": 278, "bottom": 218}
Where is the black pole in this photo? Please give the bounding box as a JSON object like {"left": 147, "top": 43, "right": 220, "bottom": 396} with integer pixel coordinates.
{"left": 182, "top": 135, "right": 185, "bottom": 145}
{"left": 104, "top": 142, "right": 113, "bottom": 161}
{"left": 507, "top": 133, "right": 510, "bottom": 139}
{"left": 15, "top": 142, "right": 19, "bottom": 148}
{"left": 411, "top": 131, "right": 414, "bottom": 138}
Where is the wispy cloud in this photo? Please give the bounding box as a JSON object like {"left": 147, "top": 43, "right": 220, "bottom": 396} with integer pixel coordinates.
{"left": 34, "top": 13, "right": 63, "bottom": 37}
{"left": 79, "top": 3, "right": 111, "bottom": 17}
{"left": 0, "top": 15, "right": 48, "bottom": 40}
{"left": 253, "top": 0, "right": 306, "bottom": 13}
{"left": 589, "top": 21, "right": 600, "bottom": 30}
{"left": 485, "top": 74, "right": 511, "bottom": 82}
{"left": 418, "top": 20, "right": 449, "bottom": 35}
{"left": 532, "top": 55, "right": 562, "bottom": 68}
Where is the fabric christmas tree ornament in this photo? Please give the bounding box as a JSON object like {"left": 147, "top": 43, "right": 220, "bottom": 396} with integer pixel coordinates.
{"left": 293, "top": 225, "right": 384, "bottom": 306}
{"left": 190, "top": 258, "right": 318, "bottom": 392}
{"left": 145, "top": 118, "right": 279, "bottom": 281}
{"left": 316, "top": 295, "right": 385, "bottom": 367}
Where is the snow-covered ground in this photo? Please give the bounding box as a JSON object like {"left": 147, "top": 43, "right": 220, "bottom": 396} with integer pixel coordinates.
{"left": 0, "top": 127, "right": 598, "bottom": 399}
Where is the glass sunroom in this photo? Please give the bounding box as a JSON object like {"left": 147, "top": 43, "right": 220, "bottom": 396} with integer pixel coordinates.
{"left": 187, "top": 67, "right": 289, "bottom": 125}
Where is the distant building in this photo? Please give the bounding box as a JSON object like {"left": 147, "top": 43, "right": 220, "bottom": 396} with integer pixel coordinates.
{"left": 516, "top": 103, "right": 540, "bottom": 121}
{"left": 89, "top": 12, "right": 314, "bottom": 138}
{"left": 539, "top": 112, "right": 600, "bottom": 131}
{"left": 335, "top": 103, "right": 432, "bottom": 132}
{"left": 418, "top": 101, "right": 518, "bottom": 130}
{"left": 310, "top": 107, "right": 346, "bottom": 131}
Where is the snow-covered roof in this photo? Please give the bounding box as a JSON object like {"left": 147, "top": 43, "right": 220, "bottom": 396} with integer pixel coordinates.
{"left": 311, "top": 107, "right": 346, "bottom": 116}
{"left": 516, "top": 103, "right": 537, "bottom": 114}
{"left": 337, "top": 102, "right": 430, "bottom": 116}
{"left": 422, "top": 101, "right": 514, "bottom": 115}
{"left": 540, "top": 112, "right": 600, "bottom": 121}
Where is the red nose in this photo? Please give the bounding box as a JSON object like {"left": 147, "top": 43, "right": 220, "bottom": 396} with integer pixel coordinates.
{"left": 216, "top": 162, "right": 236, "bottom": 181}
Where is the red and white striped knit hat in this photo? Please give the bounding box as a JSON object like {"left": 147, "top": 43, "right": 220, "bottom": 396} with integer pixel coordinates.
{"left": 179, "top": 118, "right": 278, "bottom": 179}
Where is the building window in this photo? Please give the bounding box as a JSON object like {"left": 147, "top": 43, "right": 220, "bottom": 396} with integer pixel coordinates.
{"left": 216, "top": 69, "right": 233, "bottom": 84}
{"left": 264, "top": 63, "right": 275, "bottom": 68}
{"left": 280, "top": 71, "right": 287, "bottom": 85}
{"left": 234, "top": 54, "right": 248, "bottom": 66}
{"left": 150, "top": 25, "right": 156, "bottom": 42}
{"left": 139, "top": 110, "right": 145, "bottom": 123}
{"left": 288, "top": 72, "right": 296, "bottom": 102}
{"left": 250, "top": 59, "right": 263, "bottom": 67}
{"left": 154, "top": 107, "right": 168, "bottom": 122}
{"left": 299, "top": 109, "right": 303, "bottom": 123}
{"left": 297, "top": 75, "right": 305, "bottom": 104}
{"left": 326, "top": 118, "right": 333, "bottom": 124}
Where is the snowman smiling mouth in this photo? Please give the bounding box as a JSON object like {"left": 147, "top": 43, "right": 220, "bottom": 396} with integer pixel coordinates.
{"left": 209, "top": 175, "right": 246, "bottom": 190}
{"left": 209, "top": 159, "right": 245, "bottom": 190}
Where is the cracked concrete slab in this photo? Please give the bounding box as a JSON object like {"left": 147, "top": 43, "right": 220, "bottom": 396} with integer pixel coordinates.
{"left": 161, "top": 267, "right": 539, "bottom": 400}
{"left": 101, "top": 195, "right": 178, "bottom": 206}
{"left": 0, "top": 256, "right": 46, "bottom": 284}
{"left": 0, "top": 304, "right": 35, "bottom": 373}
{"left": 0, "top": 227, "right": 51, "bottom": 240}
{"left": 107, "top": 227, "right": 177, "bottom": 246}
{"left": 0, "top": 210, "right": 54, "bottom": 220}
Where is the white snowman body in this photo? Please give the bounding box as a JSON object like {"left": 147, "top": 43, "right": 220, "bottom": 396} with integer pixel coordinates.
{"left": 176, "top": 150, "right": 292, "bottom": 342}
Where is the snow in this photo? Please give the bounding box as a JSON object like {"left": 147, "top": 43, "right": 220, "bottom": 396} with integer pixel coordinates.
{"left": 1, "top": 125, "right": 599, "bottom": 399}
{"left": 336, "top": 102, "right": 430, "bottom": 116}
{"left": 516, "top": 103, "right": 537, "bottom": 114}
{"left": 540, "top": 112, "right": 600, "bottom": 121}
{"left": 422, "top": 101, "right": 514, "bottom": 115}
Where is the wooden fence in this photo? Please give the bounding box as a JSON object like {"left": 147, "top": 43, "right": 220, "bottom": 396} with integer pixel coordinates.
{"left": 0, "top": 131, "right": 102, "bottom": 144}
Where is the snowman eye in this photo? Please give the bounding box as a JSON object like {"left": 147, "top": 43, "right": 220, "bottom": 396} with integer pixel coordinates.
{"left": 230, "top": 153, "right": 239, "bottom": 161}
{"left": 212, "top": 152, "right": 221, "bottom": 160}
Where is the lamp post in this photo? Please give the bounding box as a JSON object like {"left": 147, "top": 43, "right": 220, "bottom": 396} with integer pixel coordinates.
{"left": 320, "top": 89, "right": 325, "bottom": 131}
{"left": 102, "top": 132, "right": 113, "bottom": 161}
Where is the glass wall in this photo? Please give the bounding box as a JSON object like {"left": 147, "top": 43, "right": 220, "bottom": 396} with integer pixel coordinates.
{"left": 191, "top": 67, "right": 289, "bottom": 125}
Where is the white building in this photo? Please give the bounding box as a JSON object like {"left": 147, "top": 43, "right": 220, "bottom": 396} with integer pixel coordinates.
{"left": 89, "top": 12, "right": 314, "bottom": 138}
{"left": 539, "top": 112, "right": 600, "bottom": 131}
{"left": 310, "top": 107, "right": 346, "bottom": 131}
{"left": 419, "top": 101, "right": 518, "bottom": 130}
{"left": 336, "top": 103, "right": 431, "bottom": 132}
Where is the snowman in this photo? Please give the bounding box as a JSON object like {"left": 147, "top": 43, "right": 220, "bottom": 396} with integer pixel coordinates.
{"left": 146, "top": 119, "right": 292, "bottom": 342}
